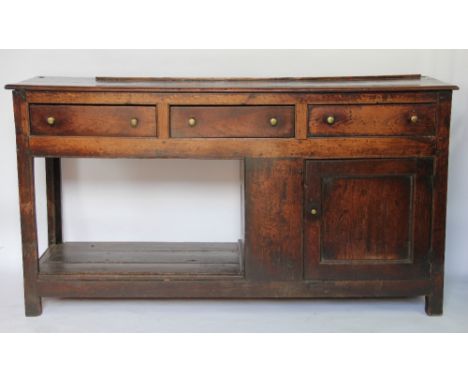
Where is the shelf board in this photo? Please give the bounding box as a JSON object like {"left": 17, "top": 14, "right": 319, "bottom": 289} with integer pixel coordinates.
{"left": 39, "top": 241, "right": 243, "bottom": 278}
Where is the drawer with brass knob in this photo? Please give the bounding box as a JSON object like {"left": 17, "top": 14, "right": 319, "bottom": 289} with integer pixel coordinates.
{"left": 170, "top": 105, "right": 295, "bottom": 138}
{"left": 29, "top": 104, "right": 157, "bottom": 137}
{"left": 308, "top": 104, "right": 436, "bottom": 136}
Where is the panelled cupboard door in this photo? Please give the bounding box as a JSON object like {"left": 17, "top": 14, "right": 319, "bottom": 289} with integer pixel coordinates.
{"left": 304, "top": 158, "right": 433, "bottom": 280}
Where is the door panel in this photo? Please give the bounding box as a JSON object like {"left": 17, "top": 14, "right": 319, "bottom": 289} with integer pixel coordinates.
{"left": 304, "top": 158, "right": 433, "bottom": 280}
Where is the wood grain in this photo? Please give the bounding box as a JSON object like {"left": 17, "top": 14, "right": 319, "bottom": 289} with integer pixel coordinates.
{"left": 320, "top": 176, "right": 412, "bottom": 262}
{"left": 13, "top": 90, "right": 42, "bottom": 316}
{"left": 171, "top": 105, "right": 294, "bottom": 138}
{"left": 36, "top": 278, "right": 432, "bottom": 298}
{"left": 39, "top": 242, "right": 242, "bottom": 277}
{"left": 425, "top": 91, "right": 453, "bottom": 315}
{"left": 45, "top": 158, "right": 62, "bottom": 245}
{"left": 244, "top": 159, "right": 303, "bottom": 281}
{"left": 309, "top": 104, "right": 436, "bottom": 136}
{"left": 304, "top": 158, "right": 433, "bottom": 280}
{"left": 25, "top": 90, "right": 439, "bottom": 106}
{"left": 30, "top": 104, "right": 157, "bottom": 137}
{"left": 5, "top": 75, "right": 457, "bottom": 316}
{"left": 5, "top": 74, "right": 458, "bottom": 92}
{"left": 28, "top": 136, "right": 435, "bottom": 158}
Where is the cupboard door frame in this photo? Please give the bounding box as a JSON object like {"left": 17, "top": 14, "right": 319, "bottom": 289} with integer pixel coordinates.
{"left": 304, "top": 158, "right": 433, "bottom": 280}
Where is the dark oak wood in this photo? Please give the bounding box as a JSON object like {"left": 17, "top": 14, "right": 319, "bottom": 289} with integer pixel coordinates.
{"left": 244, "top": 159, "right": 303, "bottom": 281}
{"left": 321, "top": 176, "right": 412, "bottom": 261}
{"left": 45, "top": 158, "right": 62, "bottom": 245}
{"left": 13, "top": 90, "right": 42, "bottom": 316}
{"left": 5, "top": 74, "right": 458, "bottom": 92}
{"left": 28, "top": 136, "right": 436, "bottom": 159}
{"left": 29, "top": 104, "right": 157, "bottom": 137}
{"left": 5, "top": 74, "right": 457, "bottom": 316}
{"left": 304, "top": 159, "right": 433, "bottom": 280}
{"left": 308, "top": 103, "right": 436, "bottom": 136}
{"left": 39, "top": 242, "right": 242, "bottom": 277}
{"left": 171, "top": 106, "right": 294, "bottom": 138}
{"left": 425, "top": 91, "right": 453, "bottom": 315}
{"left": 36, "top": 278, "right": 432, "bottom": 298}
{"left": 25, "top": 90, "right": 439, "bottom": 105}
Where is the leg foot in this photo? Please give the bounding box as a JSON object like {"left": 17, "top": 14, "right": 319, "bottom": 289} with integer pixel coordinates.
{"left": 25, "top": 295, "right": 43, "bottom": 317}
{"left": 425, "top": 293, "right": 443, "bottom": 316}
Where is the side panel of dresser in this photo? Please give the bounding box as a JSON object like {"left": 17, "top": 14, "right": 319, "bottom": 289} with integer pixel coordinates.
{"left": 425, "top": 91, "right": 452, "bottom": 315}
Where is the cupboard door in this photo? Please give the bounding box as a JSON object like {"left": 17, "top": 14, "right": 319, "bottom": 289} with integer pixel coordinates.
{"left": 304, "top": 159, "right": 433, "bottom": 280}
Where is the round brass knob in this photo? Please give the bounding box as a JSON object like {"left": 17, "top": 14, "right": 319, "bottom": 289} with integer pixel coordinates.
{"left": 269, "top": 117, "right": 278, "bottom": 127}
{"left": 326, "top": 115, "right": 335, "bottom": 125}
{"left": 410, "top": 115, "right": 418, "bottom": 124}
{"left": 188, "top": 117, "right": 197, "bottom": 127}
{"left": 46, "top": 116, "right": 55, "bottom": 126}
{"left": 130, "top": 118, "right": 139, "bottom": 128}
{"left": 310, "top": 208, "right": 318, "bottom": 216}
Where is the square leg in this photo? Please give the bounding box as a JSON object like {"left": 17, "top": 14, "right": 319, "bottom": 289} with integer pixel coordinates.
{"left": 17, "top": 154, "right": 43, "bottom": 317}
{"left": 24, "top": 293, "right": 42, "bottom": 317}
{"left": 425, "top": 284, "right": 443, "bottom": 316}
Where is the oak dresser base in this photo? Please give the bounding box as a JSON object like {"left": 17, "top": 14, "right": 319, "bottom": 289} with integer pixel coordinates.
{"left": 6, "top": 74, "right": 457, "bottom": 316}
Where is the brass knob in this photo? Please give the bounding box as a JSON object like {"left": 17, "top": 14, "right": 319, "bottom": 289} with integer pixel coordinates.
{"left": 326, "top": 115, "right": 335, "bottom": 125}
{"left": 130, "top": 118, "right": 139, "bottom": 128}
{"left": 410, "top": 115, "right": 418, "bottom": 124}
{"left": 46, "top": 116, "right": 55, "bottom": 126}
{"left": 188, "top": 117, "right": 197, "bottom": 127}
{"left": 310, "top": 208, "right": 318, "bottom": 216}
{"left": 269, "top": 117, "right": 278, "bottom": 127}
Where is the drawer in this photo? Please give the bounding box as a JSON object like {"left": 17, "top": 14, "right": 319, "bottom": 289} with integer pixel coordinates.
{"left": 29, "top": 105, "right": 157, "bottom": 137}
{"left": 170, "top": 106, "right": 295, "bottom": 138}
{"left": 308, "top": 104, "right": 436, "bottom": 136}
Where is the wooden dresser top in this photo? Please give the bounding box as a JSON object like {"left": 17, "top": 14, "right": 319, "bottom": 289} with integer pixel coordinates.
{"left": 5, "top": 74, "right": 458, "bottom": 93}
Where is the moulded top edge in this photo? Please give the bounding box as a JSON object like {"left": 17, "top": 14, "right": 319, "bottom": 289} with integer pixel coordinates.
{"left": 5, "top": 74, "right": 459, "bottom": 92}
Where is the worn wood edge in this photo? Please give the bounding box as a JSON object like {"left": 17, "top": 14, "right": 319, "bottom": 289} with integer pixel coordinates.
{"left": 6, "top": 85, "right": 459, "bottom": 93}
{"left": 95, "top": 74, "right": 424, "bottom": 82}
{"left": 38, "top": 274, "right": 246, "bottom": 282}
{"left": 41, "top": 241, "right": 242, "bottom": 250}
{"left": 5, "top": 74, "right": 459, "bottom": 92}
{"left": 38, "top": 241, "right": 244, "bottom": 279}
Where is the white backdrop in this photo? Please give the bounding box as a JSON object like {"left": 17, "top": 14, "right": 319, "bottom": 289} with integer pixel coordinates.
{"left": 1, "top": 50, "right": 467, "bottom": 280}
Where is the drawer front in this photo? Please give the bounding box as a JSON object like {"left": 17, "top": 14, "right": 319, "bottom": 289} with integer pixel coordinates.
{"left": 308, "top": 104, "right": 436, "bottom": 136}
{"left": 30, "top": 105, "right": 157, "bottom": 137}
{"left": 170, "top": 106, "right": 295, "bottom": 138}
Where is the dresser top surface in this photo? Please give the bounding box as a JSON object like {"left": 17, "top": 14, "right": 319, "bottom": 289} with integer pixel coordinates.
{"left": 5, "top": 74, "right": 458, "bottom": 92}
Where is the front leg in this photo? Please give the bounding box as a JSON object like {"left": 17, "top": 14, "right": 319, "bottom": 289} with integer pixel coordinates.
{"left": 14, "top": 90, "right": 42, "bottom": 316}
{"left": 425, "top": 274, "right": 444, "bottom": 316}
